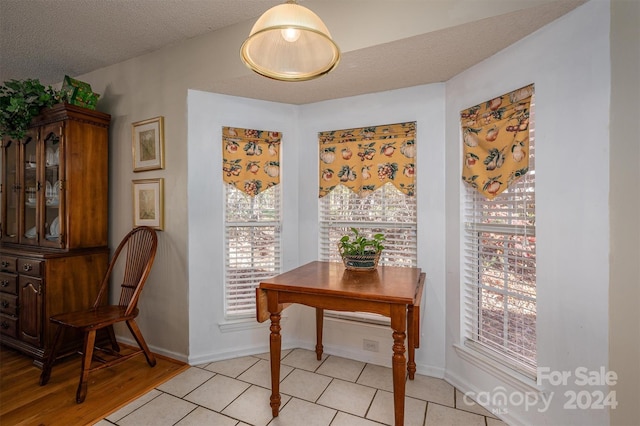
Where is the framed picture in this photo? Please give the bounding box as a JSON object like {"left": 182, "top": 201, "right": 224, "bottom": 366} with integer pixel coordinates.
{"left": 132, "top": 178, "right": 164, "bottom": 230}
{"left": 132, "top": 116, "right": 165, "bottom": 172}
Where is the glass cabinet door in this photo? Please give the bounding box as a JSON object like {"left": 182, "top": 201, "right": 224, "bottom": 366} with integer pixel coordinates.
{"left": 1, "top": 138, "right": 20, "bottom": 243}
{"left": 21, "top": 130, "right": 38, "bottom": 246}
{"left": 41, "top": 123, "right": 63, "bottom": 248}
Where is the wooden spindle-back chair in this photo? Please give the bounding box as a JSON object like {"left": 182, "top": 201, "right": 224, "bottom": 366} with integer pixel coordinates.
{"left": 39, "top": 226, "right": 159, "bottom": 403}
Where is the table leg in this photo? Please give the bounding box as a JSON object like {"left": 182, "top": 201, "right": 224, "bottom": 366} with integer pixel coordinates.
{"left": 390, "top": 304, "right": 407, "bottom": 426}
{"left": 269, "top": 312, "right": 282, "bottom": 417}
{"left": 407, "top": 304, "right": 416, "bottom": 380}
{"left": 315, "top": 308, "right": 324, "bottom": 360}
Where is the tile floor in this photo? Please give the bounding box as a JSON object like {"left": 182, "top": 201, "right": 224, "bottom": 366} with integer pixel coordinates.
{"left": 96, "top": 348, "right": 508, "bottom": 426}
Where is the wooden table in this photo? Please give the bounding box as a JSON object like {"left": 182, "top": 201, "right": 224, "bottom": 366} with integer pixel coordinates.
{"left": 256, "top": 261, "right": 425, "bottom": 426}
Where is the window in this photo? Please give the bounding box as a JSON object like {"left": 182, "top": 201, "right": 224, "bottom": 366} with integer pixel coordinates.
{"left": 319, "top": 183, "right": 417, "bottom": 322}
{"left": 224, "top": 185, "right": 281, "bottom": 318}
{"left": 463, "top": 104, "right": 536, "bottom": 376}
{"left": 319, "top": 183, "right": 417, "bottom": 265}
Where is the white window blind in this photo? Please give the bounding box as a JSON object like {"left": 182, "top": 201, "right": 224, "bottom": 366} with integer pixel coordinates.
{"left": 224, "top": 185, "right": 281, "bottom": 318}
{"left": 320, "top": 183, "right": 417, "bottom": 323}
{"left": 463, "top": 102, "right": 536, "bottom": 376}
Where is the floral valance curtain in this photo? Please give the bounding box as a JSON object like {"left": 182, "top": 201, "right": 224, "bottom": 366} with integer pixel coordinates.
{"left": 318, "top": 122, "right": 416, "bottom": 198}
{"left": 222, "top": 126, "right": 281, "bottom": 196}
{"left": 461, "top": 84, "right": 534, "bottom": 199}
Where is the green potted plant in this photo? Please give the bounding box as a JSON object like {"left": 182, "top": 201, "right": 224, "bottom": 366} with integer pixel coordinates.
{"left": 338, "top": 227, "right": 385, "bottom": 271}
{"left": 0, "top": 79, "right": 64, "bottom": 139}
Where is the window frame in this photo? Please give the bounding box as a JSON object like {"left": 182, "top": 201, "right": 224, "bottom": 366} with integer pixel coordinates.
{"left": 319, "top": 183, "right": 418, "bottom": 324}
{"left": 223, "top": 185, "right": 282, "bottom": 319}
{"left": 461, "top": 100, "right": 537, "bottom": 378}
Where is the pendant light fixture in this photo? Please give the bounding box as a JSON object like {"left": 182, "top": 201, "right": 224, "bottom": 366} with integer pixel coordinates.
{"left": 240, "top": 0, "right": 340, "bottom": 82}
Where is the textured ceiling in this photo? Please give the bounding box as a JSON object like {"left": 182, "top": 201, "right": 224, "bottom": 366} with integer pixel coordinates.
{"left": 0, "top": 0, "right": 585, "bottom": 104}
{"left": 0, "top": 0, "right": 282, "bottom": 84}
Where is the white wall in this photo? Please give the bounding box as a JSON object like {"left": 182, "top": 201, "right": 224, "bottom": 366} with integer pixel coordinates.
{"left": 297, "top": 85, "right": 447, "bottom": 375}
{"left": 70, "top": 0, "right": 470, "bottom": 362}
{"left": 186, "top": 85, "right": 448, "bottom": 375}
{"left": 187, "top": 91, "right": 300, "bottom": 364}
{"left": 72, "top": 21, "right": 260, "bottom": 361}
{"left": 444, "top": 1, "right": 610, "bottom": 425}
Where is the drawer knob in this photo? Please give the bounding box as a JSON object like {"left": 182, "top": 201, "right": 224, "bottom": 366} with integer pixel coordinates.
{"left": 0, "top": 321, "right": 8, "bottom": 330}
{"left": 1, "top": 261, "right": 8, "bottom": 268}
{"left": 23, "top": 264, "right": 33, "bottom": 272}
{"left": 1, "top": 301, "right": 8, "bottom": 308}
{"left": 1, "top": 280, "right": 8, "bottom": 287}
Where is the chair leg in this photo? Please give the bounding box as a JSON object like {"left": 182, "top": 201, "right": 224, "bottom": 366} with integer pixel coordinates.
{"left": 126, "top": 319, "right": 156, "bottom": 367}
{"left": 40, "top": 325, "right": 65, "bottom": 386}
{"left": 106, "top": 325, "right": 120, "bottom": 352}
{"left": 76, "top": 330, "right": 96, "bottom": 404}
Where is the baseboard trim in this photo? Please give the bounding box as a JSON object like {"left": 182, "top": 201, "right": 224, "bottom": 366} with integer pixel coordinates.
{"left": 116, "top": 336, "right": 189, "bottom": 364}
{"left": 446, "top": 369, "right": 526, "bottom": 426}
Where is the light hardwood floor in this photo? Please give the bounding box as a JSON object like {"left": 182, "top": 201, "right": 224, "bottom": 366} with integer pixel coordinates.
{"left": 0, "top": 344, "right": 188, "bottom": 426}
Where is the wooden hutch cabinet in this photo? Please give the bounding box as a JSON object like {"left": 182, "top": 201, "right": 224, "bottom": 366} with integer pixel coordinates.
{"left": 0, "top": 103, "right": 110, "bottom": 365}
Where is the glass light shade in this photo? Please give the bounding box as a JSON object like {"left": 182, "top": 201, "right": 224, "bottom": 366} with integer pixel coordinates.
{"left": 240, "top": 1, "right": 340, "bottom": 81}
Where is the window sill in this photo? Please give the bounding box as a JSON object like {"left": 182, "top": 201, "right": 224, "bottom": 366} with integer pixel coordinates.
{"left": 218, "top": 316, "right": 288, "bottom": 333}
{"left": 325, "top": 311, "right": 390, "bottom": 326}
{"left": 453, "top": 343, "right": 543, "bottom": 394}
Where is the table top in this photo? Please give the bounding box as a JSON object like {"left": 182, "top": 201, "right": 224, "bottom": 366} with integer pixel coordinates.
{"left": 258, "top": 261, "right": 422, "bottom": 305}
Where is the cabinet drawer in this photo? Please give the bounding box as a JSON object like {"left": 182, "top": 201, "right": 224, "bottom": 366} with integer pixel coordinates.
{"left": 0, "top": 273, "right": 18, "bottom": 295}
{"left": 16, "top": 259, "right": 43, "bottom": 277}
{"left": 0, "top": 313, "right": 17, "bottom": 338}
{"left": 0, "top": 293, "right": 17, "bottom": 316}
{"left": 0, "top": 256, "right": 17, "bottom": 273}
